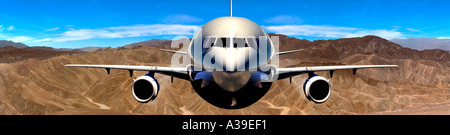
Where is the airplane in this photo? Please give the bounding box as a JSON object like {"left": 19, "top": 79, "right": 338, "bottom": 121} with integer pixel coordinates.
{"left": 65, "top": 0, "right": 398, "bottom": 109}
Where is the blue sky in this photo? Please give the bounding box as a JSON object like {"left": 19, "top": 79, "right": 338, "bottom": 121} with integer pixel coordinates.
{"left": 0, "top": 0, "right": 449, "bottom": 48}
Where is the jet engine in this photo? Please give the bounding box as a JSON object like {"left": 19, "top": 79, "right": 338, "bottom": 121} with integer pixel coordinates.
{"left": 303, "top": 76, "right": 332, "bottom": 103}
{"left": 132, "top": 75, "right": 159, "bottom": 103}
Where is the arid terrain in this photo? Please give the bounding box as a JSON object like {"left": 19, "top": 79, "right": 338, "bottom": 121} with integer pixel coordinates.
{"left": 0, "top": 46, "right": 84, "bottom": 63}
{"left": 0, "top": 34, "right": 448, "bottom": 115}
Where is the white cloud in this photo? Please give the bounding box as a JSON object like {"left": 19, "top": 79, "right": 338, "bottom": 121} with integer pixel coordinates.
{"left": 0, "top": 25, "right": 15, "bottom": 31}
{"left": 7, "top": 36, "right": 33, "bottom": 43}
{"left": 406, "top": 28, "right": 421, "bottom": 32}
{"left": 6, "top": 25, "right": 14, "bottom": 31}
{"left": 45, "top": 27, "right": 60, "bottom": 31}
{"left": 264, "top": 15, "right": 302, "bottom": 24}
{"left": 264, "top": 25, "right": 405, "bottom": 39}
{"left": 437, "top": 37, "right": 450, "bottom": 39}
{"left": 164, "top": 14, "right": 202, "bottom": 24}
{"left": 53, "top": 24, "right": 200, "bottom": 42}
{"left": 28, "top": 38, "right": 53, "bottom": 43}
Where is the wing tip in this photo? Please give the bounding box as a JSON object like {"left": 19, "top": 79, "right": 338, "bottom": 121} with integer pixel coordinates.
{"left": 160, "top": 49, "right": 188, "bottom": 55}
{"left": 276, "top": 49, "right": 304, "bottom": 55}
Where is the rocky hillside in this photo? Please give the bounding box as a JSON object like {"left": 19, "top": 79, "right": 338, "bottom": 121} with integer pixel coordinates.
{"left": 0, "top": 46, "right": 85, "bottom": 63}
{"left": 0, "top": 35, "right": 448, "bottom": 115}
{"left": 390, "top": 37, "right": 450, "bottom": 51}
{"left": 0, "top": 40, "right": 28, "bottom": 48}
{"left": 123, "top": 39, "right": 171, "bottom": 49}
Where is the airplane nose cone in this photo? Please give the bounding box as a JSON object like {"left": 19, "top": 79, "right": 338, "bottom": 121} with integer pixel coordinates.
{"left": 202, "top": 47, "right": 253, "bottom": 71}
{"left": 224, "top": 48, "right": 246, "bottom": 71}
{"left": 212, "top": 71, "right": 251, "bottom": 92}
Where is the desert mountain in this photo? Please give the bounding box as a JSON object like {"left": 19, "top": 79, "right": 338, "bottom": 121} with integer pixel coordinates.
{"left": 56, "top": 47, "right": 106, "bottom": 51}
{"left": 0, "top": 40, "right": 28, "bottom": 48}
{"left": 0, "top": 46, "right": 85, "bottom": 63}
{"left": 0, "top": 34, "right": 448, "bottom": 115}
{"left": 390, "top": 37, "right": 450, "bottom": 51}
{"left": 123, "top": 39, "right": 171, "bottom": 49}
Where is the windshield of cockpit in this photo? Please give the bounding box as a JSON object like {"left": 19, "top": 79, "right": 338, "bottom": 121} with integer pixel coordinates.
{"left": 193, "top": 36, "right": 273, "bottom": 60}
{"left": 202, "top": 37, "right": 262, "bottom": 49}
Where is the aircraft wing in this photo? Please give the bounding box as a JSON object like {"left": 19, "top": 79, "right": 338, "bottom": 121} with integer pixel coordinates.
{"left": 276, "top": 49, "right": 304, "bottom": 55}
{"left": 159, "top": 49, "right": 188, "bottom": 55}
{"left": 65, "top": 64, "right": 190, "bottom": 80}
{"left": 276, "top": 65, "right": 398, "bottom": 80}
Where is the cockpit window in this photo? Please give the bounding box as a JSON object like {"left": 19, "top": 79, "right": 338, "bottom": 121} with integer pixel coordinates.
{"left": 203, "top": 37, "right": 255, "bottom": 48}
{"left": 203, "top": 37, "right": 217, "bottom": 48}
{"left": 233, "top": 38, "right": 248, "bottom": 48}
{"left": 246, "top": 37, "right": 259, "bottom": 48}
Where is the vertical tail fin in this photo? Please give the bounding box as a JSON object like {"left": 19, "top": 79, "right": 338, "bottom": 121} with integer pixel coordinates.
{"left": 230, "top": 0, "right": 233, "bottom": 17}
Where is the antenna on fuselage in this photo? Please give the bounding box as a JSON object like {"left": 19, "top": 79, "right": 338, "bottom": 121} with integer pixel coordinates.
{"left": 230, "top": 0, "right": 233, "bottom": 17}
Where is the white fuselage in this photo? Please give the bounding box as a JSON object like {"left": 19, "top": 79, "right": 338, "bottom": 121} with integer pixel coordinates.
{"left": 186, "top": 17, "right": 276, "bottom": 108}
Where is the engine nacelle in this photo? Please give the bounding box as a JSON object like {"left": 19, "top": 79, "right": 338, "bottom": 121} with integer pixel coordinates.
{"left": 132, "top": 75, "right": 159, "bottom": 103}
{"left": 303, "top": 76, "right": 332, "bottom": 104}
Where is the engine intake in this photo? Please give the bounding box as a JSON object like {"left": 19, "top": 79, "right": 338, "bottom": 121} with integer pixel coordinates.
{"left": 132, "top": 75, "right": 159, "bottom": 103}
{"left": 303, "top": 76, "right": 332, "bottom": 103}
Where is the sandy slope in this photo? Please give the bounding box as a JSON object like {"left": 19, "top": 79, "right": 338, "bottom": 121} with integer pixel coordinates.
{"left": 366, "top": 102, "right": 450, "bottom": 115}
